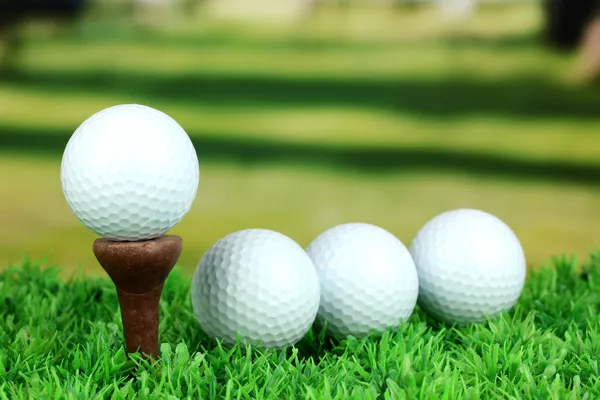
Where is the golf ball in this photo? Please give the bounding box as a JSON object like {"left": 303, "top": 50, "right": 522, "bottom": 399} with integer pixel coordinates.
{"left": 409, "top": 209, "right": 526, "bottom": 324}
{"left": 306, "top": 223, "right": 419, "bottom": 338}
{"left": 61, "top": 104, "right": 199, "bottom": 241}
{"left": 191, "top": 229, "right": 320, "bottom": 349}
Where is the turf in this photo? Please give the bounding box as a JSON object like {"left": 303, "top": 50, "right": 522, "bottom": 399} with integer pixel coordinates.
{"left": 1, "top": 252, "right": 600, "bottom": 399}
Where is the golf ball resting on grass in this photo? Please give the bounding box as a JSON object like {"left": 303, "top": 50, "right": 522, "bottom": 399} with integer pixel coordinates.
{"left": 61, "top": 104, "right": 199, "bottom": 241}
{"left": 306, "top": 223, "right": 419, "bottom": 338}
{"left": 191, "top": 229, "right": 320, "bottom": 349}
{"left": 409, "top": 208, "right": 526, "bottom": 324}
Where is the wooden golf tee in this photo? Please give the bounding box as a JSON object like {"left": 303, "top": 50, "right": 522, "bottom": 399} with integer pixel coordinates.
{"left": 92, "top": 235, "right": 182, "bottom": 360}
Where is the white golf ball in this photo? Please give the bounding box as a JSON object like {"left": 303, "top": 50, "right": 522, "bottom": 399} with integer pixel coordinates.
{"left": 409, "top": 209, "right": 526, "bottom": 324}
{"left": 306, "top": 223, "right": 419, "bottom": 338}
{"left": 191, "top": 229, "right": 320, "bottom": 349}
{"left": 61, "top": 104, "right": 199, "bottom": 241}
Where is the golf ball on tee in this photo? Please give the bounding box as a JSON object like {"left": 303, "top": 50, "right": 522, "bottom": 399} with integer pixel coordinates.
{"left": 306, "top": 223, "right": 419, "bottom": 338}
{"left": 191, "top": 229, "right": 320, "bottom": 349}
{"left": 409, "top": 209, "right": 526, "bottom": 324}
{"left": 60, "top": 104, "right": 199, "bottom": 241}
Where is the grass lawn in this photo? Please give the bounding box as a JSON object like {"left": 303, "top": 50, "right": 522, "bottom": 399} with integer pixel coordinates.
{"left": 2, "top": 5, "right": 600, "bottom": 397}
{"left": 2, "top": 154, "right": 599, "bottom": 278}
{"left": 0, "top": 2, "right": 599, "bottom": 273}
{"left": 1, "top": 253, "right": 600, "bottom": 398}
{"left": 4, "top": 4, "right": 599, "bottom": 164}
{"left": 3, "top": 2, "right": 599, "bottom": 166}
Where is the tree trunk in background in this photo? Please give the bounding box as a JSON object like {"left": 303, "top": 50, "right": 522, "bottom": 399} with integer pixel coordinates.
{"left": 542, "top": 0, "right": 597, "bottom": 50}
{"left": 579, "top": 15, "right": 600, "bottom": 83}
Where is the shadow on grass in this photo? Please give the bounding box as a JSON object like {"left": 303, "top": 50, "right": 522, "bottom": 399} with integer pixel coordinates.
{"left": 3, "top": 125, "right": 600, "bottom": 186}
{"left": 440, "top": 33, "right": 543, "bottom": 51}
{"left": 2, "top": 70, "right": 600, "bottom": 120}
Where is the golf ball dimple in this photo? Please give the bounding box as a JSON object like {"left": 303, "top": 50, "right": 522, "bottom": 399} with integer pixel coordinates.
{"left": 60, "top": 104, "right": 199, "bottom": 241}
{"left": 306, "top": 223, "right": 419, "bottom": 338}
{"left": 191, "top": 229, "right": 320, "bottom": 349}
{"left": 409, "top": 208, "right": 526, "bottom": 324}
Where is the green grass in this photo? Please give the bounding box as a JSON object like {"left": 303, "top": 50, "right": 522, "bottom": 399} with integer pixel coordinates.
{"left": 1, "top": 2, "right": 599, "bottom": 274}
{"left": 2, "top": 5, "right": 599, "bottom": 397}
{"left": 2, "top": 154, "right": 600, "bottom": 278}
{"left": 4, "top": 2, "right": 599, "bottom": 166}
{"left": 1, "top": 252, "right": 600, "bottom": 398}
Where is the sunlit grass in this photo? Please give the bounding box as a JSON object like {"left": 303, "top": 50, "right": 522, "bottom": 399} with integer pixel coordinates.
{"left": 1, "top": 86, "right": 600, "bottom": 164}
{"left": 17, "top": 2, "right": 564, "bottom": 82}
{"left": 0, "top": 154, "right": 598, "bottom": 277}
{"left": 0, "top": 2, "right": 598, "bottom": 276}
{"left": 18, "top": 37, "right": 563, "bottom": 80}
{"left": 2, "top": 3, "right": 596, "bottom": 166}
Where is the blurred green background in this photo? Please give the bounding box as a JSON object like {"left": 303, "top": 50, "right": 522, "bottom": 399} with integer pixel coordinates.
{"left": 0, "top": 0, "right": 599, "bottom": 278}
